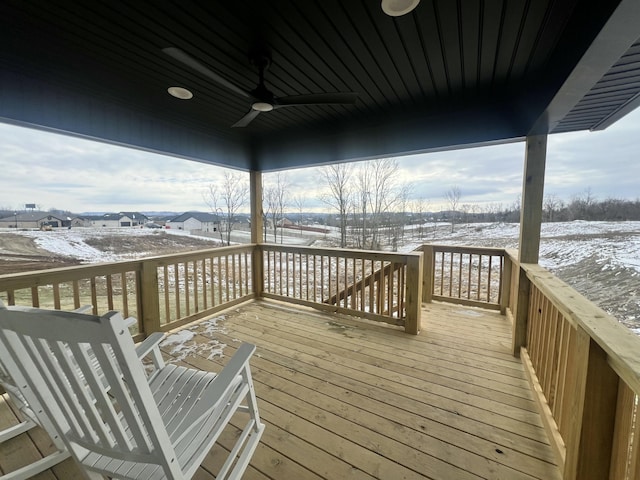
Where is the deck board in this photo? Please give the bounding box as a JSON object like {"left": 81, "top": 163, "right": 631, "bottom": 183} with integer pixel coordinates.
{"left": 0, "top": 300, "right": 561, "bottom": 480}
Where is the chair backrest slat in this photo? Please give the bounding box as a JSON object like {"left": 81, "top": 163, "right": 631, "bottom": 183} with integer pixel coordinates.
{"left": 90, "top": 342, "right": 151, "bottom": 452}
{"left": 25, "top": 336, "right": 90, "bottom": 439}
{"left": 50, "top": 340, "right": 113, "bottom": 446}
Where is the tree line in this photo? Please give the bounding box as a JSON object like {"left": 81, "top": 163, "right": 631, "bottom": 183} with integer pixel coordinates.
{"left": 201, "top": 167, "right": 640, "bottom": 249}
{"left": 454, "top": 189, "right": 640, "bottom": 224}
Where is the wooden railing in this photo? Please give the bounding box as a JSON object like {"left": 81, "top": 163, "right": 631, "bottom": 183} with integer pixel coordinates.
{"left": 0, "top": 261, "right": 145, "bottom": 338}
{"left": 0, "top": 245, "right": 254, "bottom": 340}
{"left": 143, "top": 245, "right": 254, "bottom": 332}
{"left": 259, "top": 244, "right": 423, "bottom": 334}
{"left": 510, "top": 260, "right": 640, "bottom": 480}
{"left": 0, "top": 244, "right": 422, "bottom": 335}
{"left": 420, "top": 244, "right": 510, "bottom": 312}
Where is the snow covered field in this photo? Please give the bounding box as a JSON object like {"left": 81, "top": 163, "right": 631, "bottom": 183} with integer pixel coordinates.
{"left": 401, "top": 221, "right": 640, "bottom": 331}
{"left": 2, "top": 221, "right": 639, "bottom": 331}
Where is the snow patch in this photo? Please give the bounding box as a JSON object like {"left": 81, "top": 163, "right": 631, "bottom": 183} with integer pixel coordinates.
{"left": 161, "top": 315, "right": 228, "bottom": 362}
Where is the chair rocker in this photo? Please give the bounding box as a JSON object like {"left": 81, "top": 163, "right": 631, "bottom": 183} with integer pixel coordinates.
{"left": 0, "top": 358, "right": 71, "bottom": 480}
{"left": 0, "top": 307, "right": 265, "bottom": 480}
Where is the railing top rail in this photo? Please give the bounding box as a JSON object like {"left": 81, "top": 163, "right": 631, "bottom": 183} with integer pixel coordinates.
{"left": 0, "top": 244, "right": 257, "bottom": 291}
{"left": 421, "top": 244, "right": 507, "bottom": 256}
{"left": 523, "top": 262, "right": 640, "bottom": 395}
{"left": 0, "top": 260, "right": 145, "bottom": 291}
{"left": 144, "top": 244, "right": 255, "bottom": 265}
{"left": 260, "top": 243, "right": 421, "bottom": 262}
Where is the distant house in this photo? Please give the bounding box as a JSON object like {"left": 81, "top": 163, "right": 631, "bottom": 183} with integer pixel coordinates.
{"left": 119, "top": 212, "right": 148, "bottom": 227}
{"left": 88, "top": 212, "right": 149, "bottom": 228}
{"left": 0, "top": 211, "right": 77, "bottom": 229}
{"left": 167, "top": 212, "right": 220, "bottom": 232}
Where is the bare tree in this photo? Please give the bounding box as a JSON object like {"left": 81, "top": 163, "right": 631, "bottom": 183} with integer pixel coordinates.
{"left": 444, "top": 185, "right": 461, "bottom": 232}
{"left": 411, "top": 197, "right": 429, "bottom": 239}
{"left": 543, "top": 194, "right": 562, "bottom": 222}
{"left": 263, "top": 186, "right": 277, "bottom": 242}
{"left": 356, "top": 158, "right": 406, "bottom": 249}
{"left": 292, "top": 193, "right": 306, "bottom": 235}
{"left": 568, "top": 187, "right": 597, "bottom": 220}
{"left": 205, "top": 172, "right": 249, "bottom": 245}
{"left": 320, "top": 163, "right": 353, "bottom": 248}
{"left": 263, "top": 173, "right": 288, "bottom": 243}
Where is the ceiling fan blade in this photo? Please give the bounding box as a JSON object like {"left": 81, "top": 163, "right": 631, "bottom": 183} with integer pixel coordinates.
{"left": 232, "top": 109, "right": 261, "bottom": 128}
{"left": 162, "top": 47, "right": 250, "bottom": 99}
{"left": 275, "top": 92, "right": 358, "bottom": 107}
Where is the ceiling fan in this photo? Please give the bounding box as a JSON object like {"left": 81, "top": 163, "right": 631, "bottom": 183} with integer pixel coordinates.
{"left": 163, "top": 47, "right": 359, "bottom": 127}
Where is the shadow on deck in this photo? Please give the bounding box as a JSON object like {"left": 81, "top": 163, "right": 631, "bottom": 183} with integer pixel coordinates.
{"left": 0, "top": 300, "right": 560, "bottom": 480}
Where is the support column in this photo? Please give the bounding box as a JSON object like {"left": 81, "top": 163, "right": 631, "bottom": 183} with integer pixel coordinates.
{"left": 250, "top": 171, "right": 264, "bottom": 297}
{"left": 513, "top": 134, "right": 547, "bottom": 355}
{"left": 250, "top": 170, "right": 263, "bottom": 244}
{"left": 518, "top": 134, "right": 547, "bottom": 264}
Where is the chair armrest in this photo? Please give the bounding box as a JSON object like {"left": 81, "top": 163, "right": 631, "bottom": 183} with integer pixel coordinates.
{"left": 135, "top": 332, "right": 166, "bottom": 370}
{"left": 72, "top": 305, "right": 93, "bottom": 314}
{"left": 123, "top": 316, "right": 137, "bottom": 328}
{"left": 182, "top": 343, "right": 256, "bottom": 423}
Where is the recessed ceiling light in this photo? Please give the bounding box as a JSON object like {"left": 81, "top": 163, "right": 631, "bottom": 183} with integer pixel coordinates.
{"left": 251, "top": 102, "right": 274, "bottom": 112}
{"left": 381, "top": 0, "right": 420, "bottom": 16}
{"left": 167, "top": 86, "right": 193, "bottom": 100}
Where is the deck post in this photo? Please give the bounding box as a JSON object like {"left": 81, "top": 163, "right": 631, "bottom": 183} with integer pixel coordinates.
{"left": 404, "top": 252, "right": 423, "bottom": 334}
{"left": 563, "top": 335, "right": 619, "bottom": 480}
{"left": 500, "top": 253, "right": 512, "bottom": 315}
{"left": 421, "top": 245, "right": 433, "bottom": 303}
{"left": 250, "top": 170, "right": 264, "bottom": 297}
{"left": 140, "top": 259, "right": 161, "bottom": 335}
{"left": 513, "top": 134, "right": 547, "bottom": 355}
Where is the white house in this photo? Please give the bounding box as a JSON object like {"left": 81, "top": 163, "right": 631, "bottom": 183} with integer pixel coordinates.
{"left": 0, "top": 211, "right": 71, "bottom": 229}
{"left": 166, "top": 212, "right": 220, "bottom": 232}
{"left": 89, "top": 212, "right": 149, "bottom": 228}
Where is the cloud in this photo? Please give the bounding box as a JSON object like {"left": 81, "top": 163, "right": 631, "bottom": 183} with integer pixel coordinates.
{"left": 0, "top": 124, "right": 234, "bottom": 212}
{"left": 1, "top": 105, "right": 640, "bottom": 213}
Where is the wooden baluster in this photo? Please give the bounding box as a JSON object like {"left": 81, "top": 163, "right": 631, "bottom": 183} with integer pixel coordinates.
{"left": 174, "top": 263, "right": 181, "bottom": 319}
{"left": 193, "top": 260, "right": 199, "bottom": 312}
{"left": 72, "top": 279, "right": 81, "bottom": 309}
{"left": 164, "top": 265, "right": 171, "bottom": 321}
{"left": 476, "top": 255, "right": 482, "bottom": 301}
{"left": 448, "top": 252, "right": 453, "bottom": 297}
{"left": 31, "top": 286, "right": 39, "bottom": 308}
{"left": 90, "top": 277, "right": 98, "bottom": 313}
{"left": 487, "top": 255, "right": 493, "bottom": 302}
{"left": 105, "top": 276, "right": 113, "bottom": 310}
{"left": 202, "top": 258, "right": 207, "bottom": 309}
{"left": 53, "top": 284, "right": 62, "bottom": 310}
{"left": 467, "top": 253, "right": 472, "bottom": 299}
{"left": 232, "top": 254, "right": 237, "bottom": 299}
{"left": 457, "top": 252, "right": 463, "bottom": 298}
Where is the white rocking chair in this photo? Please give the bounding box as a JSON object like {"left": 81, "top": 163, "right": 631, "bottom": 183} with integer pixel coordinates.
{"left": 0, "top": 301, "right": 92, "bottom": 480}
{"left": 0, "top": 307, "right": 265, "bottom": 480}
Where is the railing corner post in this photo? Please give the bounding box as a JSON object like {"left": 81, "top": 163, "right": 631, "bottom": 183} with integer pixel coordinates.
{"left": 252, "top": 244, "right": 264, "bottom": 298}
{"left": 405, "top": 252, "right": 423, "bottom": 335}
{"left": 140, "top": 260, "right": 161, "bottom": 336}
{"left": 422, "top": 245, "right": 434, "bottom": 303}
{"left": 500, "top": 253, "right": 513, "bottom": 315}
{"left": 512, "top": 266, "right": 530, "bottom": 356}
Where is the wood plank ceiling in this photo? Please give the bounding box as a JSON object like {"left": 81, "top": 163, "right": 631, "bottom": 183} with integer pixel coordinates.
{"left": 1, "top": 0, "right": 639, "bottom": 171}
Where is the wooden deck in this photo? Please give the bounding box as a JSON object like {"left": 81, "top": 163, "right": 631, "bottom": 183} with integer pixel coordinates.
{"left": 0, "top": 300, "right": 561, "bottom": 480}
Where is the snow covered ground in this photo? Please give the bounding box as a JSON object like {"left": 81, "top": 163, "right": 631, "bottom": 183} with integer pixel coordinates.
{"left": 398, "top": 221, "right": 640, "bottom": 331}
{"left": 3, "top": 221, "right": 639, "bottom": 331}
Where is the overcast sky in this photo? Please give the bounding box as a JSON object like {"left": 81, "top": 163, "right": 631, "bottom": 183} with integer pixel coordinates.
{"left": 1, "top": 106, "right": 639, "bottom": 214}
